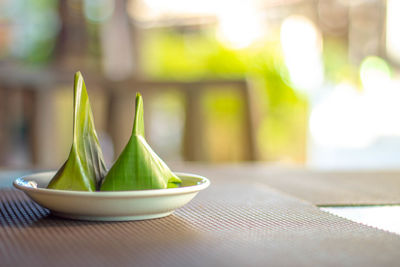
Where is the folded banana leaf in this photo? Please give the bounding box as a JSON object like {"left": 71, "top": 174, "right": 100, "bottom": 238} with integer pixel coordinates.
{"left": 100, "top": 93, "right": 182, "bottom": 191}
{"left": 47, "top": 72, "right": 107, "bottom": 191}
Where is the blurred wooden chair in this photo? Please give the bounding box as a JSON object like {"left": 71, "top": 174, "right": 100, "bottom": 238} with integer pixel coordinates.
{"left": 105, "top": 78, "right": 258, "bottom": 162}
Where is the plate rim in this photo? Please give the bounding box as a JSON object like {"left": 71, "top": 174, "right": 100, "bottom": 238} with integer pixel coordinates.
{"left": 13, "top": 171, "right": 210, "bottom": 198}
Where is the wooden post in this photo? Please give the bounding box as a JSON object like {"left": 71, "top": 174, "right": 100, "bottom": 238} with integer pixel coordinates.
{"left": 22, "top": 88, "right": 38, "bottom": 165}
{"left": 183, "top": 87, "right": 205, "bottom": 161}
{"left": 31, "top": 87, "right": 57, "bottom": 167}
{"left": 240, "top": 81, "right": 258, "bottom": 161}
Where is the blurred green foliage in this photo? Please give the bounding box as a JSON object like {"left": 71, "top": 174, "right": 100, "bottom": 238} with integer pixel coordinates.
{"left": 0, "top": 0, "right": 59, "bottom": 64}
{"left": 142, "top": 28, "right": 308, "bottom": 162}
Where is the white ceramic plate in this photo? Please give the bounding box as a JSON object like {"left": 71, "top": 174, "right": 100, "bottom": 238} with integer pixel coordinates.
{"left": 13, "top": 172, "right": 210, "bottom": 221}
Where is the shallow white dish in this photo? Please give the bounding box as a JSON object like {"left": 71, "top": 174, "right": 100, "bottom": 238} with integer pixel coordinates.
{"left": 13, "top": 171, "right": 210, "bottom": 221}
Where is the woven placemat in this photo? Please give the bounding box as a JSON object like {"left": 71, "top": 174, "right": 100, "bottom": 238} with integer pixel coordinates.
{"left": 173, "top": 164, "right": 400, "bottom": 206}
{"left": 2, "top": 177, "right": 400, "bottom": 266}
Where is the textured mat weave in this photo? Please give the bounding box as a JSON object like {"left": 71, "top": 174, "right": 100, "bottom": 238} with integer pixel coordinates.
{"left": 2, "top": 176, "right": 400, "bottom": 267}
{"left": 174, "top": 164, "right": 400, "bottom": 206}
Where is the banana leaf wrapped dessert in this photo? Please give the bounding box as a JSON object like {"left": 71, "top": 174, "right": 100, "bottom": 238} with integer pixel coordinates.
{"left": 47, "top": 72, "right": 107, "bottom": 191}
{"left": 100, "top": 93, "right": 182, "bottom": 191}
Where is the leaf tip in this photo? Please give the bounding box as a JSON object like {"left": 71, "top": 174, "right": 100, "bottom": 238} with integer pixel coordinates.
{"left": 74, "top": 71, "right": 83, "bottom": 81}
{"left": 132, "top": 92, "right": 145, "bottom": 136}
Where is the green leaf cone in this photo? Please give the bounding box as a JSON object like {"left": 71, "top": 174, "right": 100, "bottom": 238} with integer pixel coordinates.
{"left": 47, "top": 72, "right": 107, "bottom": 191}
{"left": 100, "top": 93, "right": 182, "bottom": 191}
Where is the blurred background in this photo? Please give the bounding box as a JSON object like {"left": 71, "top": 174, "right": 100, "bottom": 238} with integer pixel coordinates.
{"left": 0, "top": 0, "right": 398, "bottom": 170}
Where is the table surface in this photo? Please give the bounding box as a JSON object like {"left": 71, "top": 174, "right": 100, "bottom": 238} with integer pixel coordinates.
{"left": 2, "top": 163, "right": 400, "bottom": 267}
